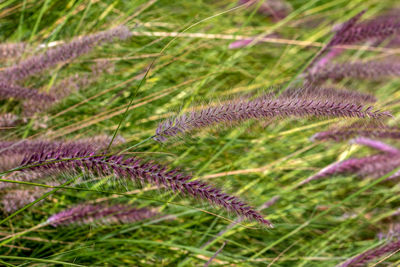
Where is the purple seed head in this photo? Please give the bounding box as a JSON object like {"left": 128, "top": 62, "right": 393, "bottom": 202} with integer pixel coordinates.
{"left": 155, "top": 91, "right": 390, "bottom": 142}
{"left": 0, "top": 81, "right": 55, "bottom": 102}
{"left": 299, "top": 153, "right": 400, "bottom": 186}
{"left": 48, "top": 203, "right": 158, "bottom": 226}
{"left": 0, "top": 42, "right": 26, "bottom": 59}
{"left": 311, "top": 122, "right": 400, "bottom": 142}
{"left": 19, "top": 148, "right": 272, "bottom": 226}
{"left": 1, "top": 182, "right": 58, "bottom": 213}
{"left": 307, "top": 61, "right": 400, "bottom": 83}
{"left": 280, "top": 86, "right": 376, "bottom": 104}
{"left": 0, "top": 26, "right": 131, "bottom": 82}
{"left": 331, "top": 12, "right": 400, "bottom": 46}
{"left": 337, "top": 240, "right": 400, "bottom": 267}
{"left": 350, "top": 137, "right": 400, "bottom": 154}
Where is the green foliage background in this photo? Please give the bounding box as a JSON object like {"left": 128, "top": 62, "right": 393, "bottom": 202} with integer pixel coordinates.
{"left": 0, "top": 0, "right": 399, "bottom": 266}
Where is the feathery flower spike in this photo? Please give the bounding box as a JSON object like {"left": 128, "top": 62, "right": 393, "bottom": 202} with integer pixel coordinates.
{"left": 307, "top": 61, "right": 400, "bottom": 82}
{"left": 332, "top": 13, "right": 400, "bottom": 46}
{"left": 22, "top": 61, "right": 114, "bottom": 116}
{"left": 0, "top": 42, "right": 26, "bottom": 59}
{"left": 0, "top": 136, "right": 125, "bottom": 189}
{"left": 20, "top": 150, "right": 272, "bottom": 226}
{"left": 0, "top": 81, "right": 55, "bottom": 102}
{"left": 47, "top": 204, "right": 158, "bottom": 226}
{"left": 337, "top": 240, "right": 400, "bottom": 267}
{"left": 0, "top": 26, "right": 131, "bottom": 82}
{"left": 306, "top": 10, "right": 366, "bottom": 71}
{"left": 155, "top": 92, "right": 390, "bottom": 141}
{"left": 311, "top": 122, "right": 400, "bottom": 142}
{"left": 350, "top": 137, "right": 400, "bottom": 155}
{"left": 1, "top": 182, "right": 58, "bottom": 213}
{"left": 280, "top": 87, "right": 376, "bottom": 104}
{"left": 299, "top": 153, "right": 400, "bottom": 186}
{"left": 0, "top": 135, "right": 124, "bottom": 157}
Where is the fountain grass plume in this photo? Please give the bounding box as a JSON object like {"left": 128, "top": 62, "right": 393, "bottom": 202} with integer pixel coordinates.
{"left": 21, "top": 61, "right": 113, "bottom": 116}
{"left": 0, "top": 135, "right": 125, "bottom": 189}
{"left": 19, "top": 149, "right": 272, "bottom": 226}
{"left": 306, "top": 10, "right": 400, "bottom": 79}
{"left": 299, "top": 153, "right": 400, "bottom": 186}
{"left": 302, "top": 136, "right": 400, "bottom": 186}
{"left": 47, "top": 203, "right": 158, "bottom": 226}
{"left": 1, "top": 182, "right": 58, "bottom": 213}
{"left": 307, "top": 61, "right": 400, "bottom": 82}
{"left": 337, "top": 240, "right": 400, "bottom": 267}
{"left": 331, "top": 12, "right": 400, "bottom": 46}
{"left": 328, "top": 10, "right": 366, "bottom": 46}
{"left": 155, "top": 90, "right": 390, "bottom": 142}
{"left": 311, "top": 122, "right": 400, "bottom": 142}
{"left": 280, "top": 86, "right": 376, "bottom": 104}
{"left": 298, "top": 155, "right": 385, "bottom": 186}
{"left": 307, "top": 11, "right": 400, "bottom": 77}
{"left": 0, "top": 135, "right": 125, "bottom": 157}
{"left": 0, "top": 42, "right": 26, "bottom": 59}
{"left": 306, "top": 10, "right": 366, "bottom": 71}
{"left": 0, "top": 26, "right": 131, "bottom": 82}
{"left": 0, "top": 81, "right": 55, "bottom": 102}
{"left": 350, "top": 137, "right": 400, "bottom": 154}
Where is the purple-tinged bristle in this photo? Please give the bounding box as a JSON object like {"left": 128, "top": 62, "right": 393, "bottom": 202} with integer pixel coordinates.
{"left": 0, "top": 113, "right": 20, "bottom": 128}
{"left": 337, "top": 240, "right": 400, "bottom": 267}
{"left": 47, "top": 204, "right": 158, "bottom": 226}
{"left": 0, "top": 26, "right": 131, "bottom": 82}
{"left": 0, "top": 42, "right": 26, "bottom": 59}
{"left": 299, "top": 153, "right": 400, "bottom": 186}
{"left": 0, "top": 170, "right": 47, "bottom": 190}
{"left": 155, "top": 92, "right": 390, "bottom": 141}
{"left": 1, "top": 182, "right": 59, "bottom": 213}
{"left": 332, "top": 13, "right": 400, "bottom": 46}
{"left": 0, "top": 81, "right": 55, "bottom": 102}
{"left": 308, "top": 48, "right": 344, "bottom": 74}
{"left": 0, "top": 135, "right": 124, "bottom": 157}
{"left": 306, "top": 11, "right": 400, "bottom": 78}
{"left": 238, "top": 0, "right": 292, "bottom": 21}
{"left": 306, "top": 10, "right": 366, "bottom": 71}
{"left": 19, "top": 150, "right": 271, "bottom": 226}
{"left": 329, "top": 10, "right": 366, "bottom": 45}
{"left": 378, "top": 223, "right": 400, "bottom": 241}
{"left": 312, "top": 122, "right": 400, "bottom": 142}
{"left": 350, "top": 137, "right": 400, "bottom": 154}
{"left": 22, "top": 61, "right": 114, "bottom": 116}
{"left": 201, "top": 195, "right": 280, "bottom": 248}
{"left": 280, "top": 86, "right": 376, "bottom": 104}
{"left": 0, "top": 136, "right": 125, "bottom": 189}
{"left": 307, "top": 61, "right": 400, "bottom": 82}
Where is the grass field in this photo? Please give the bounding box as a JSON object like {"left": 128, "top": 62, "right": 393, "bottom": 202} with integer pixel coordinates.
{"left": 0, "top": 0, "right": 400, "bottom": 266}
